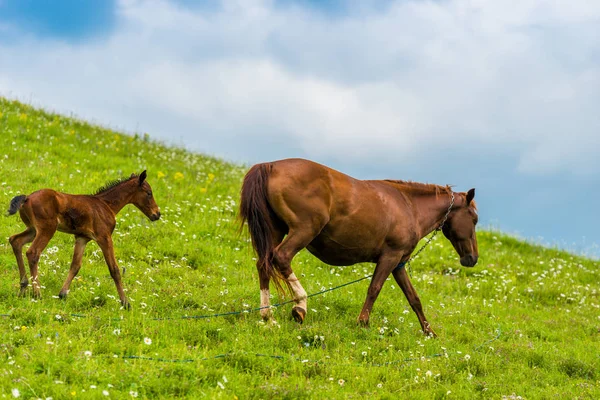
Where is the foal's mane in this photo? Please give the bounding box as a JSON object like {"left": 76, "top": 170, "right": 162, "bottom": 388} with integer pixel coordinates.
{"left": 383, "top": 180, "right": 452, "bottom": 196}
{"left": 93, "top": 175, "right": 138, "bottom": 195}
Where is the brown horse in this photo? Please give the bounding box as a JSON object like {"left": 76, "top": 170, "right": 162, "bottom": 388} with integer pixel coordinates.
{"left": 7, "top": 171, "right": 161, "bottom": 308}
{"left": 240, "top": 158, "right": 478, "bottom": 336}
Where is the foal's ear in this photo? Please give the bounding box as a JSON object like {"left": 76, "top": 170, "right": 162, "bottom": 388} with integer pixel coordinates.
{"left": 466, "top": 188, "right": 475, "bottom": 205}
{"left": 139, "top": 170, "right": 147, "bottom": 186}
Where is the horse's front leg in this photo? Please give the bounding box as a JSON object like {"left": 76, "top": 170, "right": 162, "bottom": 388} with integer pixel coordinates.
{"left": 59, "top": 236, "right": 89, "bottom": 299}
{"left": 392, "top": 264, "right": 436, "bottom": 337}
{"left": 97, "top": 236, "right": 129, "bottom": 309}
{"left": 357, "top": 253, "right": 401, "bottom": 326}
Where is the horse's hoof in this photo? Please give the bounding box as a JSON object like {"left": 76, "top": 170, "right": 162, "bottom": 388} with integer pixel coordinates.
{"left": 357, "top": 318, "right": 369, "bottom": 327}
{"left": 424, "top": 327, "right": 438, "bottom": 338}
{"left": 32, "top": 291, "right": 42, "bottom": 299}
{"left": 291, "top": 307, "right": 306, "bottom": 323}
{"left": 121, "top": 301, "right": 131, "bottom": 310}
{"left": 58, "top": 291, "right": 68, "bottom": 300}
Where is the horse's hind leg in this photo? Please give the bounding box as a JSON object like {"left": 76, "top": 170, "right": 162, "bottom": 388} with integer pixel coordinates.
{"left": 257, "top": 229, "right": 284, "bottom": 321}
{"left": 59, "top": 236, "right": 89, "bottom": 299}
{"left": 9, "top": 228, "right": 36, "bottom": 296}
{"left": 392, "top": 264, "right": 436, "bottom": 337}
{"left": 272, "top": 226, "right": 325, "bottom": 324}
{"left": 25, "top": 225, "right": 56, "bottom": 298}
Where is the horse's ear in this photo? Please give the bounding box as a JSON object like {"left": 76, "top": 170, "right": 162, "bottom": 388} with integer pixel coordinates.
{"left": 466, "top": 188, "right": 475, "bottom": 205}
{"left": 139, "top": 170, "right": 147, "bottom": 186}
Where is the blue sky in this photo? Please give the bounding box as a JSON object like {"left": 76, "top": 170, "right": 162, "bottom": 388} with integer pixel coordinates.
{"left": 0, "top": 0, "right": 599, "bottom": 258}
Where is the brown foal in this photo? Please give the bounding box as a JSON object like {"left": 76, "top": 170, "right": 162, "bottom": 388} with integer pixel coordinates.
{"left": 240, "top": 158, "right": 478, "bottom": 336}
{"left": 7, "top": 171, "right": 161, "bottom": 308}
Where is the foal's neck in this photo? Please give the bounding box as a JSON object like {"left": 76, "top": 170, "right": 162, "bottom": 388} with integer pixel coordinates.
{"left": 95, "top": 182, "right": 135, "bottom": 215}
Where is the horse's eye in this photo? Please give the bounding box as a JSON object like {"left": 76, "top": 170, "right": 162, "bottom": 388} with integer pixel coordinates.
{"left": 147, "top": 191, "right": 152, "bottom": 198}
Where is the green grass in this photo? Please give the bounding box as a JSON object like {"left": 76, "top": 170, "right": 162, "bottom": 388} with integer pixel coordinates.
{"left": 1, "top": 97, "right": 599, "bottom": 399}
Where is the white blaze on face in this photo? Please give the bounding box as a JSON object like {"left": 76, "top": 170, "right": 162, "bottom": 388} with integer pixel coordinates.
{"left": 260, "top": 288, "right": 271, "bottom": 319}
{"left": 288, "top": 272, "right": 307, "bottom": 310}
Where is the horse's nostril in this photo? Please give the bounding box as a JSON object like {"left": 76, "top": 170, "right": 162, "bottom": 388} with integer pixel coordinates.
{"left": 460, "top": 254, "right": 477, "bottom": 267}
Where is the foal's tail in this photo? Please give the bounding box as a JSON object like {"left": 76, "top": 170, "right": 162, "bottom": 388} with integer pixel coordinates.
{"left": 7, "top": 195, "right": 27, "bottom": 216}
{"left": 239, "top": 163, "right": 288, "bottom": 295}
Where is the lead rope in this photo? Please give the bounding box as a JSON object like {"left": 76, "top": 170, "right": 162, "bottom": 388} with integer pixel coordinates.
{"left": 394, "top": 191, "right": 455, "bottom": 276}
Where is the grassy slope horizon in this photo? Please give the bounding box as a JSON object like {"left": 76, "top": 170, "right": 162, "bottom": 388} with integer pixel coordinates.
{"left": 1, "top": 97, "right": 599, "bottom": 399}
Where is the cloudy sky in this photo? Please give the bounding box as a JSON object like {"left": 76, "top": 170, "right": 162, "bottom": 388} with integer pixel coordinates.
{"left": 1, "top": 0, "right": 599, "bottom": 257}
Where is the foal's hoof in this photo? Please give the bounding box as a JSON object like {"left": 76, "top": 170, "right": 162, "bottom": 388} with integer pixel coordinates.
{"left": 58, "top": 291, "right": 68, "bottom": 300}
{"left": 291, "top": 307, "right": 306, "bottom": 324}
{"left": 32, "top": 291, "right": 42, "bottom": 299}
{"left": 357, "top": 318, "right": 370, "bottom": 327}
{"left": 18, "top": 289, "right": 28, "bottom": 298}
{"left": 121, "top": 301, "right": 131, "bottom": 310}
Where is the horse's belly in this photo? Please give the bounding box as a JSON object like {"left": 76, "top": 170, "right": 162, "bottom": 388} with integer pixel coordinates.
{"left": 307, "top": 237, "right": 377, "bottom": 266}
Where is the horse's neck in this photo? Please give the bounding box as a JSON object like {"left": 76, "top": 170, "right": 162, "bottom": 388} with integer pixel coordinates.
{"left": 95, "top": 185, "right": 133, "bottom": 214}
{"left": 410, "top": 192, "right": 454, "bottom": 238}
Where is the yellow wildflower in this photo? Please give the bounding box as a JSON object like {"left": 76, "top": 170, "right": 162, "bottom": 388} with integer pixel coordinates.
{"left": 174, "top": 172, "right": 184, "bottom": 181}
{"left": 157, "top": 171, "right": 166, "bottom": 179}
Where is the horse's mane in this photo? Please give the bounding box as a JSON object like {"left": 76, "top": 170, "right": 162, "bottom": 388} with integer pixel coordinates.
{"left": 383, "top": 180, "right": 452, "bottom": 196}
{"left": 93, "top": 175, "right": 137, "bottom": 195}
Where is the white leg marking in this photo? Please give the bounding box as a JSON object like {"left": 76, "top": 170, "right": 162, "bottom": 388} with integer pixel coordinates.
{"left": 260, "top": 288, "right": 271, "bottom": 319}
{"left": 288, "top": 273, "right": 307, "bottom": 311}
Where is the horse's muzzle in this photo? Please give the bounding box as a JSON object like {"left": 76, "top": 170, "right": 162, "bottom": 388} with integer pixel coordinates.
{"left": 150, "top": 211, "right": 161, "bottom": 221}
{"left": 460, "top": 254, "right": 478, "bottom": 267}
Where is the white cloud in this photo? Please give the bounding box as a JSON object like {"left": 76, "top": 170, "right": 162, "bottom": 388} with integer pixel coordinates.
{"left": 0, "top": 0, "right": 598, "bottom": 175}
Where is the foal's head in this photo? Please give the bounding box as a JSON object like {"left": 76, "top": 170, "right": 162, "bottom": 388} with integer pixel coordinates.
{"left": 130, "top": 170, "right": 161, "bottom": 221}
{"left": 442, "top": 189, "right": 478, "bottom": 267}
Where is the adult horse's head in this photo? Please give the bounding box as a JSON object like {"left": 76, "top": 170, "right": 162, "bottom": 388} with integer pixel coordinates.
{"left": 442, "top": 189, "right": 478, "bottom": 267}
{"left": 131, "top": 170, "right": 161, "bottom": 221}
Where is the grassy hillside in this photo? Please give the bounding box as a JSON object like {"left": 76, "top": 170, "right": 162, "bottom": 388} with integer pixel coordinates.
{"left": 1, "top": 97, "right": 599, "bottom": 399}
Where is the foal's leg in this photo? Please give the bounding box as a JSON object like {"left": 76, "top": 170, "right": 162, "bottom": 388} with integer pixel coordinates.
{"left": 58, "top": 236, "right": 90, "bottom": 299}
{"left": 392, "top": 265, "right": 436, "bottom": 337}
{"left": 9, "top": 228, "right": 36, "bottom": 296}
{"left": 357, "top": 252, "right": 402, "bottom": 326}
{"left": 96, "top": 236, "right": 129, "bottom": 308}
{"left": 272, "top": 227, "right": 324, "bottom": 323}
{"left": 25, "top": 225, "right": 57, "bottom": 298}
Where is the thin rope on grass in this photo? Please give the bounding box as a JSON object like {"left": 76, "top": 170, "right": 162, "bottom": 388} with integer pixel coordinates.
{"left": 150, "top": 274, "right": 374, "bottom": 321}
{"left": 472, "top": 327, "right": 502, "bottom": 352}
{"left": 120, "top": 353, "right": 285, "bottom": 364}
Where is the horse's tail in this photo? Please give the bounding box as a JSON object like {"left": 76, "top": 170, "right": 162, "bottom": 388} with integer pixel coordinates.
{"left": 7, "top": 195, "right": 27, "bottom": 216}
{"left": 239, "top": 163, "right": 288, "bottom": 296}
